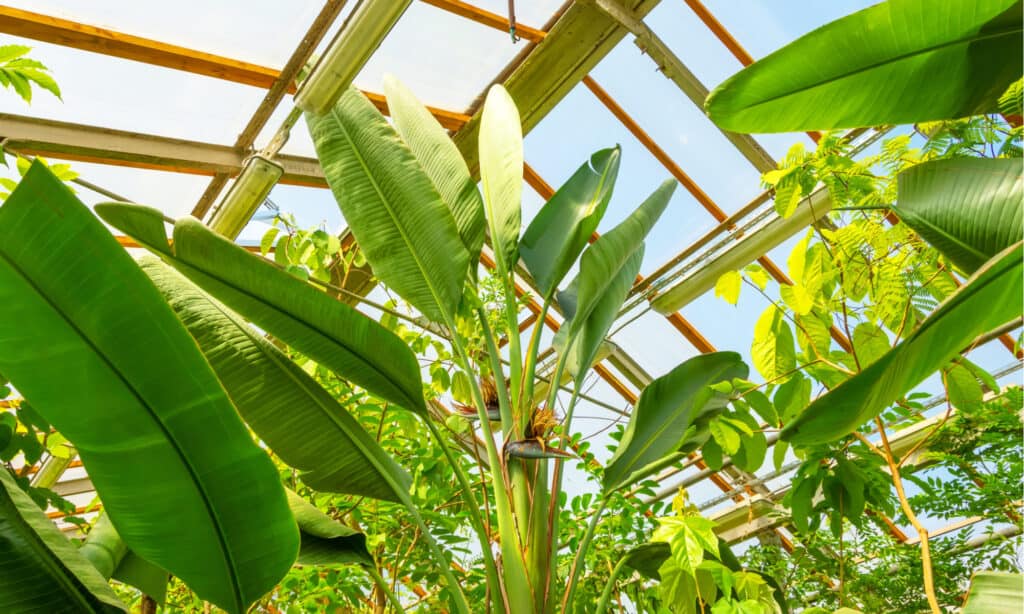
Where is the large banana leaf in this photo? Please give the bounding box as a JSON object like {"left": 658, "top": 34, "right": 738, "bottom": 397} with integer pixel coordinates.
{"left": 520, "top": 147, "right": 621, "bottom": 299}
{"left": 95, "top": 204, "right": 426, "bottom": 416}
{"left": 0, "top": 469, "right": 126, "bottom": 612}
{"left": 895, "top": 157, "right": 1022, "bottom": 274}
{"left": 383, "top": 75, "right": 485, "bottom": 268}
{"left": 141, "top": 258, "right": 412, "bottom": 502}
{"left": 963, "top": 571, "right": 1023, "bottom": 613}
{"left": 603, "top": 353, "right": 748, "bottom": 492}
{"left": 705, "top": 0, "right": 1023, "bottom": 132}
{"left": 306, "top": 86, "right": 470, "bottom": 324}
{"left": 479, "top": 84, "right": 523, "bottom": 269}
{"left": 287, "top": 489, "right": 373, "bottom": 567}
{"left": 556, "top": 180, "right": 676, "bottom": 376}
{"left": 782, "top": 242, "right": 1023, "bottom": 445}
{"left": 0, "top": 163, "right": 299, "bottom": 613}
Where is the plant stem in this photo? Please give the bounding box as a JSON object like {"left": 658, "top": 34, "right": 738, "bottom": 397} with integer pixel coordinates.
{"left": 519, "top": 300, "right": 551, "bottom": 412}
{"left": 366, "top": 565, "right": 406, "bottom": 614}
{"left": 561, "top": 496, "right": 608, "bottom": 613}
{"left": 594, "top": 555, "right": 630, "bottom": 614}
{"left": 424, "top": 418, "right": 503, "bottom": 611}
{"left": 873, "top": 417, "right": 941, "bottom": 614}
{"left": 458, "top": 308, "right": 534, "bottom": 612}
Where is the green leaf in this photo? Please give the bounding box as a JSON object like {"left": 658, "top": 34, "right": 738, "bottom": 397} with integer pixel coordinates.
{"left": 111, "top": 553, "right": 167, "bottom": 605}
{"left": 944, "top": 360, "right": 985, "bottom": 412}
{"left": 604, "top": 352, "right": 748, "bottom": 492}
{"left": 705, "top": 0, "right": 1023, "bottom": 132}
{"left": 0, "top": 45, "right": 30, "bottom": 64}
{"left": 305, "top": 86, "right": 470, "bottom": 323}
{"left": 702, "top": 438, "right": 724, "bottom": 471}
{"left": 779, "top": 284, "right": 814, "bottom": 315}
{"left": 851, "top": 322, "right": 890, "bottom": 367}
{"left": 895, "top": 157, "right": 1022, "bottom": 274}
{"left": 556, "top": 248, "right": 644, "bottom": 383}
{"left": 0, "top": 469, "right": 127, "bottom": 612}
{"left": 559, "top": 179, "right": 675, "bottom": 344}
{"left": 782, "top": 242, "right": 1023, "bottom": 445}
{"left": 520, "top": 147, "right": 621, "bottom": 298}
{"left": 730, "top": 414, "right": 768, "bottom": 473}
{"left": 622, "top": 542, "right": 671, "bottom": 580}
{"left": 963, "top": 571, "right": 1023, "bottom": 613}
{"left": 709, "top": 420, "right": 741, "bottom": 455}
{"left": 744, "top": 265, "right": 770, "bottom": 291}
{"left": 715, "top": 270, "right": 743, "bottom": 305}
{"left": 478, "top": 84, "right": 523, "bottom": 268}
{"left": 835, "top": 459, "right": 866, "bottom": 521}
{"left": 998, "top": 77, "right": 1023, "bottom": 116}
{"left": 383, "top": 76, "right": 485, "bottom": 268}
{"left": 0, "top": 164, "right": 299, "bottom": 613}
{"left": 80, "top": 514, "right": 128, "bottom": 579}
{"left": 789, "top": 477, "right": 817, "bottom": 534}
{"left": 745, "top": 390, "right": 778, "bottom": 427}
{"left": 286, "top": 490, "right": 373, "bottom": 567}
{"left": 96, "top": 204, "right": 426, "bottom": 416}
{"left": 751, "top": 306, "right": 796, "bottom": 383}
{"left": 141, "top": 259, "right": 412, "bottom": 502}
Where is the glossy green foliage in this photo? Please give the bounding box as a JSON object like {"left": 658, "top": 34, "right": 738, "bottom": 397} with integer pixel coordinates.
{"left": 478, "top": 84, "right": 523, "bottom": 269}
{"left": 556, "top": 180, "right": 676, "bottom": 382}
{"left": 782, "top": 242, "right": 1023, "bottom": 444}
{"left": 0, "top": 470, "right": 126, "bottom": 612}
{"left": 963, "top": 572, "right": 1024, "bottom": 613}
{"left": 520, "top": 147, "right": 621, "bottom": 298}
{"left": 896, "top": 157, "right": 1023, "bottom": 274}
{"left": 140, "top": 259, "right": 412, "bottom": 502}
{"left": 0, "top": 45, "right": 61, "bottom": 103}
{"left": 603, "top": 352, "right": 748, "bottom": 492}
{"left": 0, "top": 164, "right": 298, "bottom": 613}
{"left": 706, "top": 0, "right": 1023, "bottom": 132}
{"left": 383, "top": 75, "right": 485, "bottom": 268}
{"left": 79, "top": 514, "right": 127, "bottom": 579}
{"left": 287, "top": 490, "right": 373, "bottom": 568}
{"left": 306, "top": 86, "right": 470, "bottom": 323}
{"left": 96, "top": 203, "right": 426, "bottom": 416}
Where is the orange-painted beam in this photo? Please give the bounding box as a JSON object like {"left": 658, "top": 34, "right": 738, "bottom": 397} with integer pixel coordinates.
{"left": 0, "top": 6, "right": 469, "bottom": 132}
{"left": 421, "top": 0, "right": 547, "bottom": 43}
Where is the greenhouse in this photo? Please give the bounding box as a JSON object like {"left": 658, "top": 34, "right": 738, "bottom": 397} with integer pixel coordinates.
{"left": 0, "top": 0, "right": 1020, "bottom": 612}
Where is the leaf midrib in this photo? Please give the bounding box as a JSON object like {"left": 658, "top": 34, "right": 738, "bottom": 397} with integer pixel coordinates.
{"left": 731, "top": 24, "right": 1022, "bottom": 113}
{"left": 0, "top": 250, "right": 243, "bottom": 611}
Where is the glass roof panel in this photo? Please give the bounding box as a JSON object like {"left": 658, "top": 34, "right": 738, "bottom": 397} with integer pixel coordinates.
{"left": 4, "top": 0, "right": 327, "bottom": 68}
{"left": 0, "top": 40, "right": 266, "bottom": 144}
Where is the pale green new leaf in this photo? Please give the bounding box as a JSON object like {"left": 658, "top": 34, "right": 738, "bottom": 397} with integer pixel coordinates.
{"left": 963, "top": 571, "right": 1023, "bottom": 613}
{"left": 851, "top": 322, "right": 890, "bottom": 367}
{"left": 383, "top": 75, "right": 485, "bottom": 266}
{"left": 96, "top": 204, "right": 427, "bottom": 416}
{"left": 604, "top": 352, "right": 748, "bottom": 492}
{"left": 306, "top": 86, "right": 469, "bottom": 323}
{"left": 478, "top": 84, "right": 523, "bottom": 268}
{"left": 751, "top": 306, "right": 796, "bottom": 383}
{"left": 895, "top": 157, "right": 1022, "bottom": 274}
{"left": 706, "top": 0, "right": 1022, "bottom": 132}
{"left": 782, "top": 242, "right": 1023, "bottom": 445}
{"left": 0, "top": 469, "right": 126, "bottom": 612}
{"left": 520, "top": 147, "right": 621, "bottom": 298}
{"left": 141, "top": 259, "right": 412, "bottom": 502}
{"left": 81, "top": 515, "right": 167, "bottom": 605}
{"left": 0, "top": 164, "right": 298, "bottom": 614}
{"left": 715, "top": 271, "right": 742, "bottom": 305}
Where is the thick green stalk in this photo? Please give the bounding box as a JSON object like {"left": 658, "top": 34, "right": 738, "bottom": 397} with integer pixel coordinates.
{"left": 518, "top": 300, "right": 551, "bottom": 417}
{"left": 561, "top": 497, "right": 609, "bottom": 613}
{"left": 455, "top": 311, "right": 534, "bottom": 613}
{"left": 366, "top": 565, "right": 406, "bottom": 613}
{"left": 424, "top": 418, "right": 503, "bottom": 611}
{"left": 593, "top": 555, "right": 630, "bottom": 614}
